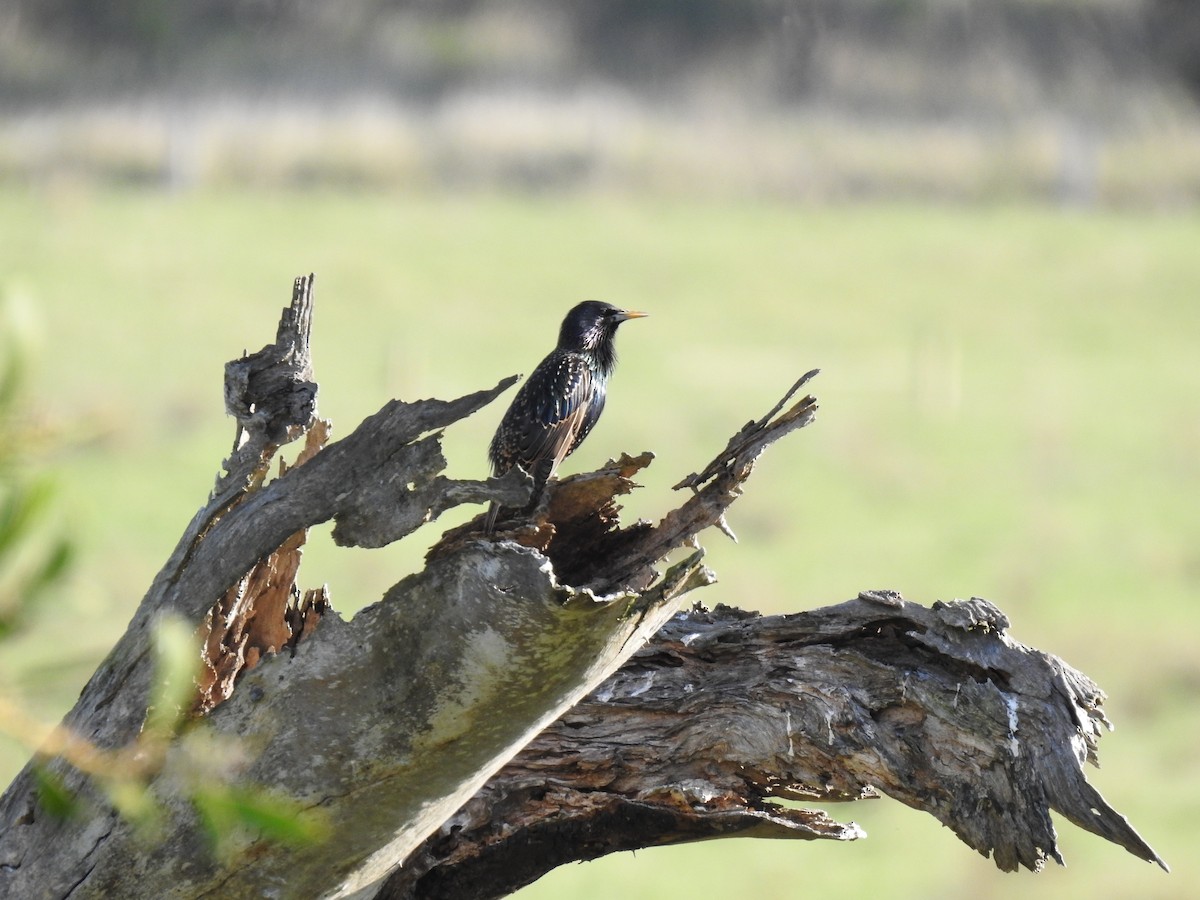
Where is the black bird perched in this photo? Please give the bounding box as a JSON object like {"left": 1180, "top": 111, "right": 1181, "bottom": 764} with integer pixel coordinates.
{"left": 486, "top": 300, "right": 648, "bottom": 532}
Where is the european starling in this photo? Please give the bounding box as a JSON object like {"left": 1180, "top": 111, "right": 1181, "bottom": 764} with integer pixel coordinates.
{"left": 486, "top": 300, "right": 648, "bottom": 532}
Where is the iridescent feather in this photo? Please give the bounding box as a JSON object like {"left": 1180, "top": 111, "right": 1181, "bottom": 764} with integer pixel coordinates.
{"left": 486, "top": 301, "right": 646, "bottom": 532}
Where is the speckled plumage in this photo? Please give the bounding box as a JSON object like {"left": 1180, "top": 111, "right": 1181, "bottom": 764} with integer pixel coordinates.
{"left": 486, "top": 301, "right": 647, "bottom": 531}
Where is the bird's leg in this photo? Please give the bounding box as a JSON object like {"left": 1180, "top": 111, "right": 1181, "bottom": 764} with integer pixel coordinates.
{"left": 485, "top": 461, "right": 553, "bottom": 534}
{"left": 518, "top": 459, "right": 558, "bottom": 517}
{"left": 483, "top": 501, "right": 503, "bottom": 535}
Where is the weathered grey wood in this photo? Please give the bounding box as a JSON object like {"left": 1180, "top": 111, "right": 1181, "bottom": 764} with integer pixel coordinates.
{"left": 0, "top": 275, "right": 1163, "bottom": 900}
{"left": 588, "top": 368, "right": 819, "bottom": 594}
{"left": 221, "top": 273, "right": 319, "bottom": 491}
{"left": 0, "top": 278, "right": 330, "bottom": 899}
{"left": 0, "top": 279, "right": 532, "bottom": 898}
{"left": 384, "top": 595, "right": 1167, "bottom": 899}
{"left": 0, "top": 277, "right": 820, "bottom": 898}
{"left": 70, "top": 547, "right": 712, "bottom": 899}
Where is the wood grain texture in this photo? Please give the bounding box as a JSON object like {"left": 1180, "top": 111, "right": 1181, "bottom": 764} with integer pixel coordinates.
{"left": 0, "top": 277, "right": 1161, "bottom": 900}
{"left": 0, "top": 277, "right": 819, "bottom": 898}
{"left": 385, "top": 596, "right": 1166, "bottom": 899}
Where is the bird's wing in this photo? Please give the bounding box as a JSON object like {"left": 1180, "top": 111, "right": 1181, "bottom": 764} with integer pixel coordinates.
{"left": 510, "top": 352, "right": 597, "bottom": 479}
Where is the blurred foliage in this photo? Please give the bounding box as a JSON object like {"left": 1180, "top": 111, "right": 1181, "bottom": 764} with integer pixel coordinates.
{"left": 0, "top": 299, "right": 72, "bottom": 640}
{"left": 108, "top": 616, "right": 329, "bottom": 852}
{"left": 0, "top": 332, "right": 319, "bottom": 853}
{"left": 193, "top": 784, "right": 331, "bottom": 858}
{"left": 31, "top": 765, "right": 76, "bottom": 820}
{"left": 145, "top": 615, "right": 203, "bottom": 740}
{"left": 13, "top": 614, "right": 328, "bottom": 855}
{"left": 5, "top": 0, "right": 1199, "bottom": 108}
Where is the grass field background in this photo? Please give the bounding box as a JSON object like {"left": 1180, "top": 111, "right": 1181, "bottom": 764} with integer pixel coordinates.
{"left": 0, "top": 185, "right": 1196, "bottom": 898}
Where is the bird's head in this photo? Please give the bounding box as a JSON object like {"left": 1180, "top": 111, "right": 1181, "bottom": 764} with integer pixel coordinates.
{"left": 557, "top": 301, "right": 648, "bottom": 357}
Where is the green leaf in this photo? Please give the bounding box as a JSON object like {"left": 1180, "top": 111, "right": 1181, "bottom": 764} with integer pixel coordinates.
{"left": 227, "top": 790, "right": 328, "bottom": 846}
{"left": 27, "top": 537, "right": 73, "bottom": 597}
{"left": 107, "top": 779, "right": 160, "bottom": 833}
{"left": 145, "top": 615, "right": 201, "bottom": 737}
{"left": 0, "top": 342, "right": 24, "bottom": 422}
{"left": 33, "top": 766, "right": 79, "bottom": 820}
{"left": 193, "top": 786, "right": 329, "bottom": 851}
{"left": 0, "top": 478, "right": 56, "bottom": 566}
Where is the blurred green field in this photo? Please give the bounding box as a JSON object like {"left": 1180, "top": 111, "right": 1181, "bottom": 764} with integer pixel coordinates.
{"left": 0, "top": 185, "right": 1196, "bottom": 898}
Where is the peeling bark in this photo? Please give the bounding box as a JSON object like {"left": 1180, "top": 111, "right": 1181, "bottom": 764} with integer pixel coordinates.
{"left": 0, "top": 277, "right": 1164, "bottom": 900}
{"left": 196, "top": 420, "right": 332, "bottom": 714}
{"left": 384, "top": 596, "right": 1167, "bottom": 899}
{"left": 0, "top": 277, "right": 538, "bottom": 898}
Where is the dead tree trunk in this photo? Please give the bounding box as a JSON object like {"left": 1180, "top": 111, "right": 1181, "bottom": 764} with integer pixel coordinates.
{"left": 0, "top": 277, "right": 1165, "bottom": 899}
{"left": 385, "top": 596, "right": 1166, "bottom": 898}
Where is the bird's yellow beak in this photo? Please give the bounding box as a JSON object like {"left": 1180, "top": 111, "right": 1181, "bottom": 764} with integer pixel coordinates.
{"left": 616, "top": 309, "right": 649, "bottom": 322}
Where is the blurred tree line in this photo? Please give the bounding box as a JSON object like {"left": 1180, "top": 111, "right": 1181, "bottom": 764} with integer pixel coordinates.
{"left": 4, "top": 0, "right": 1199, "bottom": 115}
{"left": 3, "top": 1, "right": 1196, "bottom": 201}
